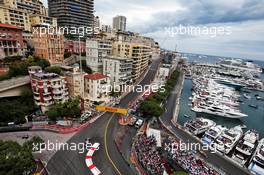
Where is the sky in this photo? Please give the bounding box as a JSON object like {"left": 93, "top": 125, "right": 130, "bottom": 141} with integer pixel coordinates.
{"left": 43, "top": 0, "right": 264, "bottom": 61}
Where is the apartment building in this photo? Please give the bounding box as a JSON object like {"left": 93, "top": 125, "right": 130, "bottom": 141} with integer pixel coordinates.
{"left": 61, "top": 65, "right": 83, "bottom": 98}
{"left": 0, "top": 0, "right": 56, "bottom": 31}
{"left": 32, "top": 27, "right": 64, "bottom": 65}
{"left": 30, "top": 15, "right": 57, "bottom": 27}
{"left": 86, "top": 38, "right": 112, "bottom": 72}
{"left": 113, "top": 15, "right": 126, "bottom": 32}
{"left": 0, "top": 6, "right": 31, "bottom": 31}
{"left": 0, "top": 23, "right": 24, "bottom": 58}
{"left": 112, "top": 41, "right": 151, "bottom": 81}
{"left": 65, "top": 40, "right": 86, "bottom": 54}
{"left": 30, "top": 71, "right": 69, "bottom": 112}
{"left": 102, "top": 55, "right": 133, "bottom": 88}
{"left": 48, "top": 0, "right": 94, "bottom": 28}
{"left": 84, "top": 73, "right": 111, "bottom": 103}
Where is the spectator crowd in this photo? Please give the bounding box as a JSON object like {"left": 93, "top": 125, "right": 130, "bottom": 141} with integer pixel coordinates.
{"left": 134, "top": 134, "right": 165, "bottom": 175}
{"left": 164, "top": 136, "right": 222, "bottom": 175}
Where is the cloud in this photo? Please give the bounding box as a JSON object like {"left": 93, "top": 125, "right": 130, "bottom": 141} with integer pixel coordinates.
{"left": 43, "top": 0, "right": 264, "bottom": 60}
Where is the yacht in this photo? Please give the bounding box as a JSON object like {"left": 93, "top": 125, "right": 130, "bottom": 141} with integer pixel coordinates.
{"left": 232, "top": 130, "right": 259, "bottom": 165}
{"left": 244, "top": 93, "right": 251, "bottom": 99}
{"left": 184, "top": 118, "right": 216, "bottom": 135}
{"left": 218, "top": 59, "right": 262, "bottom": 73}
{"left": 192, "top": 105, "right": 248, "bottom": 119}
{"left": 248, "top": 138, "right": 264, "bottom": 175}
{"left": 214, "top": 126, "right": 243, "bottom": 154}
{"left": 201, "top": 125, "right": 227, "bottom": 145}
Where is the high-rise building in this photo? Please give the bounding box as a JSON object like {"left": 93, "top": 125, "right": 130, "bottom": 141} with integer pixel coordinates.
{"left": 113, "top": 15, "right": 126, "bottom": 32}
{"left": 94, "top": 16, "right": 100, "bottom": 29}
{"left": 32, "top": 27, "right": 64, "bottom": 65}
{"left": 48, "top": 0, "right": 94, "bottom": 28}
{"left": 86, "top": 38, "right": 112, "bottom": 72}
{"left": 101, "top": 24, "right": 111, "bottom": 33}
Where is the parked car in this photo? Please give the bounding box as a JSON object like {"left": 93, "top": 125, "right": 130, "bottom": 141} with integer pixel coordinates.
{"left": 80, "top": 111, "right": 92, "bottom": 122}
{"left": 135, "top": 119, "right": 144, "bottom": 128}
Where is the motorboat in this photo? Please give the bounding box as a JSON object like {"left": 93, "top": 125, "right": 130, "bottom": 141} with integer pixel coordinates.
{"left": 249, "top": 104, "right": 258, "bottom": 109}
{"left": 248, "top": 138, "right": 264, "bottom": 175}
{"left": 232, "top": 130, "right": 259, "bottom": 165}
{"left": 244, "top": 93, "right": 251, "bottom": 99}
{"left": 214, "top": 126, "right": 243, "bottom": 154}
{"left": 201, "top": 125, "right": 227, "bottom": 145}
{"left": 184, "top": 118, "right": 216, "bottom": 135}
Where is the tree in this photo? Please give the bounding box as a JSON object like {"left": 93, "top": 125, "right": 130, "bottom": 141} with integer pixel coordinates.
{"left": 139, "top": 99, "right": 163, "bottom": 118}
{"left": 173, "top": 171, "right": 188, "bottom": 175}
{"left": 0, "top": 87, "right": 36, "bottom": 125}
{"left": 47, "top": 107, "right": 60, "bottom": 121}
{"left": 0, "top": 140, "right": 35, "bottom": 175}
{"left": 36, "top": 58, "right": 50, "bottom": 69}
{"left": 47, "top": 97, "right": 81, "bottom": 121}
{"left": 64, "top": 51, "right": 71, "bottom": 58}
{"left": 81, "top": 60, "right": 92, "bottom": 74}
{"left": 23, "top": 136, "right": 44, "bottom": 152}
{"left": 45, "top": 66, "right": 62, "bottom": 74}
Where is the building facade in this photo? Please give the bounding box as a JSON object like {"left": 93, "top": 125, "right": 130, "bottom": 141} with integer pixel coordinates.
{"left": 112, "top": 41, "right": 151, "bottom": 81}
{"left": 0, "top": 23, "right": 24, "bottom": 58}
{"left": 86, "top": 38, "right": 112, "bottom": 72}
{"left": 61, "top": 65, "right": 83, "bottom": 98}
{"left": 113, "top": 15, "right": 126, "bottom": 32}
{"left": 32, "top": 27, "right": 64, "bottom": 65}
{"left": 84, "top": 73, "right": 111, "bottom": 103}
{"left": 30, "top": 71, "right": 69, "bottom": 112}
{"left": 102, "top": 55, "right": 133, "bottom": 88}
{"left": 48, "top": 0, "right": 94, "bottom": 28}
{"left": 65, "top": 40, "right": 86, "bottom": 54}
{"left": 101, "top": 24, "right": 111, "bottom": 33}
{"left": 0, "top": 0, "right": 56, "bottom": 31}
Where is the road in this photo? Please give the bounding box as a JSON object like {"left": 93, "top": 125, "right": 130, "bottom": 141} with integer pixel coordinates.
{"left": 47, "top": 58, "right": 161, "bottom": 175}
{"left": 160, "top": 72, "right": 251, "bottom": 175}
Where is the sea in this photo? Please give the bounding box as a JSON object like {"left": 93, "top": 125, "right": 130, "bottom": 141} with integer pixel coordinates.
{"left": 178, "top": 53, "right": 264, "bottom": 138}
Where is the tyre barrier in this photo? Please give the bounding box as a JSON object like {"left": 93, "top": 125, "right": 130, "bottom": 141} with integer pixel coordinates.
{"left": 85, "top": 143, "right": 101, "bottom": 175}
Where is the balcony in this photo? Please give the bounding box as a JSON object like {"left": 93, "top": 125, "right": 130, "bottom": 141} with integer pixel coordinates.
{"left": 53, "top": 89, "right": 63, "bottom": 95}
{"left": 44, "top": 96, "right": 52, "bottom": 101}
{"left": 53, "top": 95, "right": 63, "bottom": 100}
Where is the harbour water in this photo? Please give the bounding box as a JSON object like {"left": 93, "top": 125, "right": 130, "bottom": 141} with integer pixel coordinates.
{"left": 178, "top": 54, "right": 264, "bottom": 137}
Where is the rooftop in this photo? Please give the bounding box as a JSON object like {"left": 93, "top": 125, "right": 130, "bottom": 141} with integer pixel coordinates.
{"left": 32, "top": 72, "right": 59, "bottom": 79}
{"left": 84, "top": 73, "right": 108, "bottom": 80}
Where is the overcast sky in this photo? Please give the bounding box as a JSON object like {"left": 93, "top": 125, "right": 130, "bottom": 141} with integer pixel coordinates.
{"left": 43, "top": 0, "right": 264, "bottom": 60}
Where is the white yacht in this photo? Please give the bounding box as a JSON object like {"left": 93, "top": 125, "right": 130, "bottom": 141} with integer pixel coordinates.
{"left": 232, "top": 130, "right": 259, "bottom": 165}
{"left": 201, "top": 125, "right": 227, "bottom": 145}
{"left": 214, "top": 126, "right": 243, "bottom": 154}
{"left": 219, "top": 59, "right": 262, "bottom": 73}
{"left": 248, "top": 138, "right": 264, "bottom": 175}
{"left": 184, "top": 118, "right": 216, "bottom": 135}
{"left": 192, "top": 105, "right": 248, "bottom": 119}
